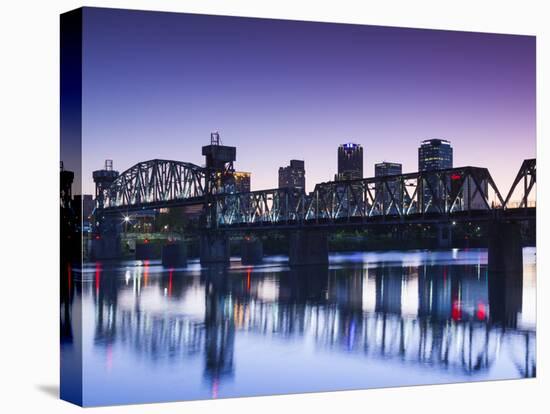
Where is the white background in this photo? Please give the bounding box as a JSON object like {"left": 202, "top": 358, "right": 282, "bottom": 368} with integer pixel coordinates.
{"left": 0, "top": 0, "right": 548, "bottom": 412}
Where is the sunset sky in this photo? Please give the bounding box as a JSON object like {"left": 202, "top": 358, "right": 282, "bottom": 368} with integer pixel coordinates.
{"left": 80, "top": 7, "right": 535, "bottom": 195}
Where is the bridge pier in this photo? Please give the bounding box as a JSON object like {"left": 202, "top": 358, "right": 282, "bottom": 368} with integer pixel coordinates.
{"left": 135, "top": 242, "right": 157, "bottom": 260}
{"left": 90, "top": 234, "right": 122, "bottom": 260}
{"left": 436, "top": 223, "right": 452, "bottom": 249}
{"left": 241, "top": 237, "right": 263, "bottom": 265}
{"left": 288, "top": 229, "right": 329, "bottom": 266}
{"left": 90, "top": 216, "right": 122, "bottom": 260}
{"left": 488, "top": 222, "right": 523, "bottom": 274}
{"left": 162, "top": 242, "right": 187, "bottom": 268}
{"left": 200, "top": 233, "right": 230, "bottom": 265}
{"left": 488, "top": 222, "right": 523, "bottom": 327}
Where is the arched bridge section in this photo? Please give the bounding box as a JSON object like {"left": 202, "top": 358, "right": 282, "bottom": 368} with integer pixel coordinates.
{"left": 100, "top": 159, "right": 207, "bottom": 212}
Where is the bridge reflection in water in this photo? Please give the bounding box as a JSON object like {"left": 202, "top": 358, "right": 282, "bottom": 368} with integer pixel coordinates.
{"left": 62, "top": 248, "right": 535, "bottom": 406}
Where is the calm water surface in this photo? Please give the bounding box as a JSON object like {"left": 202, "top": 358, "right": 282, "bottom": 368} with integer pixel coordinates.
{"left": 61, "top": 248, "right": 536, "bottom": 406}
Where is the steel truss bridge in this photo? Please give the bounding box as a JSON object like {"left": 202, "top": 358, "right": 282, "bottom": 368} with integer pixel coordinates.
{"left": 97, "top": 158, "right": 535, "bottom": 229}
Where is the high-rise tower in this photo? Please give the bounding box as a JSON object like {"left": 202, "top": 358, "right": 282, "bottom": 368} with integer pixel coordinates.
{"left": 279, "top": 160, "right": 306, "bottom": 191}
{"left": 336, "top": 143, "right": 363, "bottom": 181}
{"left": 418, "top": 139, "right": 453, "bottom": 172}
{"left": 418, "top": 139, "right": 453, "bottom": 211}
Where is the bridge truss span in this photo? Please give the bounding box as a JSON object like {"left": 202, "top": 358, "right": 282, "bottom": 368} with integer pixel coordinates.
{"left": 101, "top": 159, "right": 207, "bottom": 211}
{"left": 503, "top": 158, "right": 536, "bottom": 209}
{"left": 214, "top": 161, "right": 536, "bottom": 228}
{"left": 214, "top": 187, "right": 307, "bottom": 226}
{"left": 94, "top": 158, "right": 535, "bottom": 228}
{"left": 306, "top": 166, "right": 503, "bottom": 220}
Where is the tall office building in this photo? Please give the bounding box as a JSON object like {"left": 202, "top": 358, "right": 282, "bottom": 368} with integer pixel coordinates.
{"left": 375, "top": 162, "right": 402, "bottom": 177}
{"left": 418, "top": 139, "right": 453, "bottom": 211}
{"left": 418, "top": 139, "right": 488, "bottom": 211}
{"left": 212, "top": 170, "right": 251, "bottom": 194}
{"left": 233, "top": 171, "right": 251, "bottom": 193}
{"left": 375, "top": 162, "right": 403, "bottom": 214}
{"left": 278, "top": 160, "right": 306, "bottom": 191}
{"left": 336, "top": 143, "right": 363, "bottom": 181}
{"left": 418, "top": 139, "right": 453, "bottom": 172}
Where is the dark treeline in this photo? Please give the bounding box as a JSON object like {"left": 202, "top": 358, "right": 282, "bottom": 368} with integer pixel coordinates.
{"left": 107, "top": 219, "right": 535, "bottom": 260}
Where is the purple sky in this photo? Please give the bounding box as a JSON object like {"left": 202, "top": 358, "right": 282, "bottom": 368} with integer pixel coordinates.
{"left": 81, "top": 7, "right": 535, "bottom": 195}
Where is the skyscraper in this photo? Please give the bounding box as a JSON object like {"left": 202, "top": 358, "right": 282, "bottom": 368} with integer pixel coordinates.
{"left": 375, "top": 162, "right": 402, "bottom": 177}
{"left": 336, "top": 143, "right": 363, "bottom": 181}
{"left": 278, "top": 160, "right": 306, "bottom": 191}
{"left": 375, "top": 162, "right": 403, "bottom": 214}
{"left": 233, "top": 171, "right": 251, "bottom": 193}
{"left": 418, "top": 139, "right": 453, "bottom": 211}
{"left": 418, "top": 139, "right": 453, "bottom": 172}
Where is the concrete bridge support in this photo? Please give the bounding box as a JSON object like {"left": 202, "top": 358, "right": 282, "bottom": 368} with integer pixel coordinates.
{"left": 162, "top": 242, "right": 187, "bottom": 268}
{"left": 436, "top": 223, "right": 452, "bottom": 249}
{"left": 135, "top": 242, "right": 157, "bottom": 260}
{"left": 241, "top": 237, "right": 263, "bottom": 265}
{"left": 488, "top": 222, "right": 523, "bottom": 274}
{"left": 90, "top": 216, "right": 122, "bottom": 260}
{"left": 488, "top": 221, "right": 523, "bottom": 328}
{"left": 200, "top": 233, "right": 230, "bottom": 265}
{"left": 289, "top": 229, "right": 329, "bottom": 266}
{"left": 90, "top": 234, "right": 121, "bottom": 260}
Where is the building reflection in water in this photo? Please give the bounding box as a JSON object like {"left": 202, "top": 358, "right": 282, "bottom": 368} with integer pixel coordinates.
{"left": 76, "top": 249, "right": 535, "bottom": 402}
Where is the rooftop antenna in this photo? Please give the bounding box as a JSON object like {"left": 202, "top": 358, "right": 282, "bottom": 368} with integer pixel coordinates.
{"left": 211, "top": 131, "right": 221, "bottom": 146}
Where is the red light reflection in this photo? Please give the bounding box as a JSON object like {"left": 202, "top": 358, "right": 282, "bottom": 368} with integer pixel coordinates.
{"left": 476, "top": 302, "right": 487, "bottom": 320}
{"left": 451, "top": 299, "right": 462, "bottom": 321}
{"left": 168, "top": 269, "right": 173, "bottom": 297}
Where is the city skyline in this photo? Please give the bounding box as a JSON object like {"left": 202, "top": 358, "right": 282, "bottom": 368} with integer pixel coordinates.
{"left": 79, "top": 8, "right": 535, "bottom": 195}
{"left": 84, "top": 135, "right": 529, "bottom": 198}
